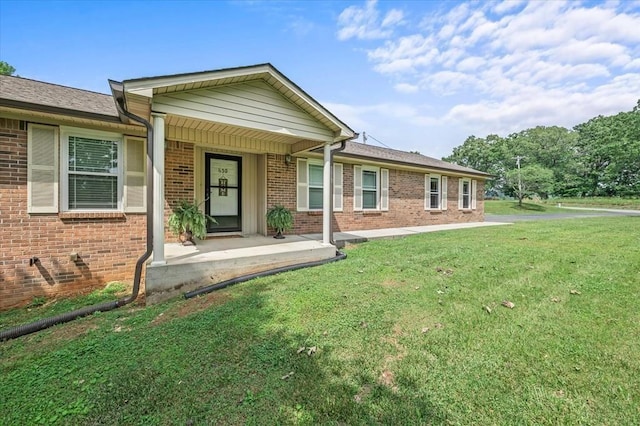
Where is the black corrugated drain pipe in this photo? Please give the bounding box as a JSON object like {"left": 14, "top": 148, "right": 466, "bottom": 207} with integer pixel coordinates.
{"left": 0, "top": 82, "right": 154, "bottom": 342}
{"left": 186, "top": 137, "right": 352, "bottom": 299}
{"left": 184, "top": 250, "right": 346, "bottom": 299}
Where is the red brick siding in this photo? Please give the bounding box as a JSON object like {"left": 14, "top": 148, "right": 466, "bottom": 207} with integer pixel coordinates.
{"left": 265, "top": 155, "right": 484, "bottom": 234}
{"left": 164, "top": 140, "right": 195, "bottom": 241}
{"left": 0, "top": 118, "right": 147, "bottom": 310}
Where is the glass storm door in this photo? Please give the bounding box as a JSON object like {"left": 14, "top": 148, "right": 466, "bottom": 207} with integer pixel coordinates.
{"left": 205, "top": 154, "right": 242, "bottom": 232}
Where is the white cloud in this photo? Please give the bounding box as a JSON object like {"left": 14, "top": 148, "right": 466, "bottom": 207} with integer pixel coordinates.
{"left": 337, "top": 0, "right": 404, "bottom": 40}
{"left": 381, "top": 9, "right": 404, "bottom": 27}
{"left": 335, "top": 0, "right": 640, "bottom": 154}
{"left": 624, "top": 58, "right": 640, "bottom": 69}
{"left": 394, "top": 82, "right": 419, "bottom": 93}
{"left": 493, "top": 0, "right": 525, "bottom": 15}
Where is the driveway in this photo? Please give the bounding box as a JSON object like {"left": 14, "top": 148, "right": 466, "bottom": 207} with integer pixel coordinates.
{"left": 485, "top": 207, "right": 640, "bottom": 222}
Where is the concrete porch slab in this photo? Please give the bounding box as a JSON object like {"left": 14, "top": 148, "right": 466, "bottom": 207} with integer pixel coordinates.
{"left": 302, "top": 221, "right": 511, "bottom": 247}
{"left": 145, "top": 235, "right": 336, "bottom": 305}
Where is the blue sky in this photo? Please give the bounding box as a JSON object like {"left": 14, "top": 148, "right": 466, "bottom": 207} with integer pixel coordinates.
{"left": 1, "top": 0, "right": 639, "bottom": 158}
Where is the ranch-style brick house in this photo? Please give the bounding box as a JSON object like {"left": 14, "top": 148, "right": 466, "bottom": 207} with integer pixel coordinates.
{"left": 0, "top": 64, "right": 488, "bottom": 309}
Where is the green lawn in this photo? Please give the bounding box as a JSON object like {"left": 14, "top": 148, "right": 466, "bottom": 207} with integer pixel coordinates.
{"left": 485, "top": 200, "right": 568, "bottom": 215}
{"left": 542, "top": 197, "right": 640, "bottom": 210}
{"left": 2, "top": 218, "right": 640, "bottom": 424}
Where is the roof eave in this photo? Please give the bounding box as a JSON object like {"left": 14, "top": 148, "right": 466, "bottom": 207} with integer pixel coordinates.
{"left": 335, "top": 152, "right": 490, "bottom": 178}
{"left": 0, "top": 98, "right": 122, "bottom": 124}
{"left": 121, "top": 63, "right": 356, "bottom": 141}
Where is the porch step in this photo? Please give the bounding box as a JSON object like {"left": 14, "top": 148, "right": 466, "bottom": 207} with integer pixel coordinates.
{"left": 145, "top": 240, "right": 336, "bottom": 304}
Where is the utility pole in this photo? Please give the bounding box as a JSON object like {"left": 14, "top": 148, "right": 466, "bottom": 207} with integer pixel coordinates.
{"left": 514, "top": 156, "right": 525, "bottom": 205}
{"left": 362, "top": 131, "right": 367, "bottom": 144}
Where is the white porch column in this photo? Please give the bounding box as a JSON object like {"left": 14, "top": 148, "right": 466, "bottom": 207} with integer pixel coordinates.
{"left": 322, "top": 142, "right": 332, "bottom": 245}
{"left": 151, "top": 112, "right": 167, "bottom": 265}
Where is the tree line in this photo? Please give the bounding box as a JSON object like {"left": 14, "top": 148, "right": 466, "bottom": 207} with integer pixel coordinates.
{"left": 443, "top": 101, "right": 640, "bottom": 201}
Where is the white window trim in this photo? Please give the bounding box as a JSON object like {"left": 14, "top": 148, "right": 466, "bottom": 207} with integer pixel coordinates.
{"left": 354, "top": 165, "right": 388, "bottom": 212}
{"left": 307, "top": 159, "right": 324, "bottom": 211}
{"left": 459, "top": 177, "right": 473, "bottom": 211}
{"left": 60, "top": 127, "right": 124, "bottom": 212}
{"left": 27, "top": 123, "right": 59, "bottom": 214}
{"left": 123, "top": 136, "right": 147, "bottom": 213}
{"left": 296, "top": 158, "right": 343, "bottom": 212}
{"left": 425, "top": 173, "right": 442, "bottom": 210}
{"left": 333, "top": 162, "right": 343, "bottom": 212}
{"left": 361, "top": 165, "right": 380, "bottom": 210}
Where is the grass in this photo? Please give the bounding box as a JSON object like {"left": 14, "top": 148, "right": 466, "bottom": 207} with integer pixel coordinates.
{"left": 542, "top": 197, "right": 640, "bottom": 210}
{"left": 2, "top": 217, "right": 640, "bottom": 424}
{"left": 0, "top": 282, "right": 129, "bottom": 330}
{"left": 485, "top": 200, "right": 568, "bottom": 215}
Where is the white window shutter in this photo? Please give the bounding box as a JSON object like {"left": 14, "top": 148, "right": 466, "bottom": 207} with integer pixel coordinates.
{"left": 472, "top": 179, "right": 477, "bottom": 210}
{"left": 424, "top": 174, "right": 430, "bottom": 210}
{"left": 353, "top": 165, "right": 363, "bottom": 211}
{"left": 333, "top": 163, "right": 343, "bottom": 212}
{"left": 27, "top": 124, "right": 58, "bottom": 213}
{"left": 297, "top": 158, "right": 308, "bottom": 211}
{"left": 458, "top": 178, "right": 464, "bottom": 209}
{"left": 124, "top": 137, "right": 146, "bottom": 212}
{"left": 380, "top": 168, "right": 389, "bottom": 211}
{"left": 441, "top": 176, "right": 448, "bottom": 210}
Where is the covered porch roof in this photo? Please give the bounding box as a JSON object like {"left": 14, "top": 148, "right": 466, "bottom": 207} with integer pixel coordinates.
{"left": 113, "top": 63, "right": 356, "bottom": 151}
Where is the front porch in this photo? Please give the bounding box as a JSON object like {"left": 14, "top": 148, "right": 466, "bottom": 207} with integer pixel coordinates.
{"left": 112, "top": 64, "right": 357, "bottom": 304}
{"left": 145, "top": 235, "right": 336, "bottom": 304}
{"left": 144, "top": 221, "right": 509, "bottom": 304}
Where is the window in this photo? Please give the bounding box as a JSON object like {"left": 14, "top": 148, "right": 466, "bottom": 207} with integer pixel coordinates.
{"left": 462, "top": 180, "right": 470, "bottom": 209}
{"left": 424, "top": 174, "right": 447, "bottom": 210}
{"left": 27, "top": 125, "right": 145, "bottom": 214}
{"left": 362, "top": 170, "right": 378, "bottom": 209}
{"left": 458, "top": 178, "right": 477, "bottom": 210}
{"left": 296, "top": 158, "right": 343, "bottom": 211}
{"left": 61, "top": 127, "right": 146, "bottom": 212}
{"left": 67, "top": 135, "right": 120, "bottom": 210}
{"left": 308, "top": 164, "right": 323, "bottom": 210}
{"left": 425, "top": 174, "right": 447, "bottom": 210}
{"left": 430, "top": 177, "right": 440, "bottom": 208}
{"left": 354, "top": 165, "right": 389, "bottom": 211}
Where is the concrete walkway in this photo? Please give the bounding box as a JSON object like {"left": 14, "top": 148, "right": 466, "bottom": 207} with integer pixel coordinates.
{"left": 486, "top": 206, "right": 640, "bottom": 223}
{"left": 301, "top": 221, "right": 510, "bottom": 246}
{"left": 559, "top": 206, "right": 640, "bottom": 215}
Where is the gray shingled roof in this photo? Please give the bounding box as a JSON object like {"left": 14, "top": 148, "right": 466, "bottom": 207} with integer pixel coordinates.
{"left": 0, "top": 75, "right": 118, "bottom": 120}
{"left": 0, "top": 74, "right": 486, "bottom": 177}
{"left": 337, "top": 141, "right": 489, "bottom": 177}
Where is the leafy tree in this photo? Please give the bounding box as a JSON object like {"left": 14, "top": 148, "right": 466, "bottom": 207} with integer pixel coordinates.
{"left": 445, "top": 100, "right": 640, "bottom": 199}
{"left": 574, "top": 101, "right": 640, "bottom": 196}
{"left": 0, "top": 61, "right": 16, "bottom": 76}
{"left": 504, "top": 126, "right": 579, "bottom": 196}
{"left": 443, "top": 134, "right": 508, "bottom": 194}
{"left": 505, "top": 164, "right": 555, "bottom": 206}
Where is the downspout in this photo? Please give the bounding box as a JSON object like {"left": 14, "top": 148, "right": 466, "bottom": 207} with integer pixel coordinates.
{"left": 185, "top": 136, "right": 355, "bottom": 300}
{"left": 329, "top": 136, "right": 353, "bottom": 245}
{"left": 111, "top": 81, "right": 154, "bottom": 306}
{"left": 0, "top": 81, "right": 154, "bottom": 341}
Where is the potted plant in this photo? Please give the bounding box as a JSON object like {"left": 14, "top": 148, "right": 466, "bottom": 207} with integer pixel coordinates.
{"left": 167, "top": 199, "right": 216, "bottom": 246}
{"left": 266, "top": 204, "right": 294, "bottom": 239}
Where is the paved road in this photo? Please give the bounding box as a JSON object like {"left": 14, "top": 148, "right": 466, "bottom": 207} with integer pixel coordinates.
{"left": 485, "top": 207, "right": 640, "bottom": 222}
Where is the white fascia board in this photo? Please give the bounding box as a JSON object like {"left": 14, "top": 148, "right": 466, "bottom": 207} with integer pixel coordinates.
{"left": 123, "top": 64, "right": 355, "bottom": 140}
{"left": 122, "top": 65, "right": 273, "bottom": 96}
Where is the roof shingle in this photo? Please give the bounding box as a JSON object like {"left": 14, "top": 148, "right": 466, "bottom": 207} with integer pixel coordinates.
{"left": 0, "top": 75, "right": 118, "bottom": 119}
{"left": 338, "top": 141, "right": 488, "bottom": 177}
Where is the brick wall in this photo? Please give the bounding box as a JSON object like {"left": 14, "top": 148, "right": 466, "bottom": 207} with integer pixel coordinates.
{"left": 265, "top": 154, "right": 485, "bottom": 235}
{"left": 164, "top": 140, "right": 195, "bottom": 241}
{"left": 0, "top": 118, "right": 147, "bottom": 310}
